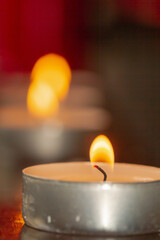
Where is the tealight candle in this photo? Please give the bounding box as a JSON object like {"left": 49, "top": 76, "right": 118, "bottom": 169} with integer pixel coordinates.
{"left": 22, "top": 135, "right": 160, "bottom": 236}
{"left": 0, "top": 106, "right": 110, "bottom": 162}
{"left": 0, "top": 55, "right": 111, "bottom": 163}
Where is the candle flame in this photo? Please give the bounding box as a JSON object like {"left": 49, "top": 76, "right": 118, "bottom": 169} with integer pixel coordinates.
{"left": 27, "top": 53, "right": 71, "bottom": 118}
{"left": 27, "top": 81, "right": 59, "bottom": 118}
{"left": 31, "top": 53, "right": 71, "bottom": 100}
{"left": 89, "top": 135, "right": 114, "bottom": 168}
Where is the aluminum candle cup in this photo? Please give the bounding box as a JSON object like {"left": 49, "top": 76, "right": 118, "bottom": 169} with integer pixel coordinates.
{"left": 0, "top": 70, "right": 110, "bottom": 163}
{"left": 22, "top": 162, "right": 160, "bottom": 236}
{"left": 0, "top": 106, "right": 111, "bottom": 162}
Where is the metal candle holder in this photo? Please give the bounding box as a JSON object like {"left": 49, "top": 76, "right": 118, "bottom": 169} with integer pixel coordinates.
{"left": 22, "top": 162, "right": 160, "bottom": 236}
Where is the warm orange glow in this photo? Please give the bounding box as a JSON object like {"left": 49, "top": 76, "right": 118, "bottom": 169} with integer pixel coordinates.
{"left": 89, "top": 135, "right": 114, "bottom": 167}
{"left": 27, "top": 81, "right": 59, "bottom": 118}
{"left": 0, "top": 206, "right": 24, "bottom": 237}
{"left": 31, "top": 53, "right": 71, "bottom": 100}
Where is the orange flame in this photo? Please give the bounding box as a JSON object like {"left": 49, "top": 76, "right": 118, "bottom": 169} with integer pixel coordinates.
{"left": 27, "top": 53, "right": 71, "bottom": 118}
{"left": 27, "top": 81, "right": 59, "bottom": 118}
{"left": 31, "top": 53, "right": 71, "bottom": 100}
{"left": 89, "top": 135, "right": 114, "bottom": 168}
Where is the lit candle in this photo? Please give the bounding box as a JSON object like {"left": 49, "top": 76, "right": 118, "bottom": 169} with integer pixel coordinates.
{"left": 0, "top": 54, "right": 111, "bottom": 162}
{"left": 22, "top": 135, "right": 160, "bottom": 236}
{"left": 0, "top": 106, "right": 110, "bottom": 162}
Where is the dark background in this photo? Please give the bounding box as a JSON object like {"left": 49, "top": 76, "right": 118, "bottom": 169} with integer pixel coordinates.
{"left": 0, "top": 0, "right": 159, "bottom": 167}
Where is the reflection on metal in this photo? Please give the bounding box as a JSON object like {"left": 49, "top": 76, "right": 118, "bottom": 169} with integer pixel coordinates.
{"left": 0, "top": 204, "right": 24, "bottom": 237}
{"left": 21, "top": 224, "right": 160, "bottom": 240}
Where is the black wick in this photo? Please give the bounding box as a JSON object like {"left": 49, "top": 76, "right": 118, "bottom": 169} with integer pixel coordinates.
{"left": 94, "top": 165, "right": 107, "bottom": 182}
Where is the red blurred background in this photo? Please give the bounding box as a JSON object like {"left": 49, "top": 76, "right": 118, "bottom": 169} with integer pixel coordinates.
{"left": 1, "top": 0, "right": 160, "bottom": 73}
{"left": 0, "top": 0, "right": 86, "bottom": 72}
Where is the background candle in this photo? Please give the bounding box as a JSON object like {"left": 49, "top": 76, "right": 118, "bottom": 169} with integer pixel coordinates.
{"left": 0, "top": 69, "right": 111, "bottom": 163}
{"left": 0, "top": 70, "right": 111, "bottom": 202}
{"left": 0, "top": 106, "right": 110, "bottom": 162}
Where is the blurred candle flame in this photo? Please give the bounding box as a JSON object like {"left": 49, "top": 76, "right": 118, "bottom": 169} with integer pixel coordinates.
{"left": 27, "top": 81, "right": 59, "bottom": 118}
{"left": 89, "top": 135, "right": 114, "bottom": 168}
{"left": 31, "top": 53, "right": 71, "bottom": 100}
{"left": 27, "top": 53, "right": 71, "bottom": 118}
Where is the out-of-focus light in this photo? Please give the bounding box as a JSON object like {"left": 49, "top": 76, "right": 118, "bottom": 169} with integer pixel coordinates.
{"left": 27, "top": 81, "right": 59, "bottom": 118}
{"left": 31, "top": 53, "right": 71, "bottom": 100}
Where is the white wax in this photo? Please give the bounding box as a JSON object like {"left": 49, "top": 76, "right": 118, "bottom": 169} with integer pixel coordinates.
{"left": 23, "top": 162, "right": 160, "bottom": 183}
